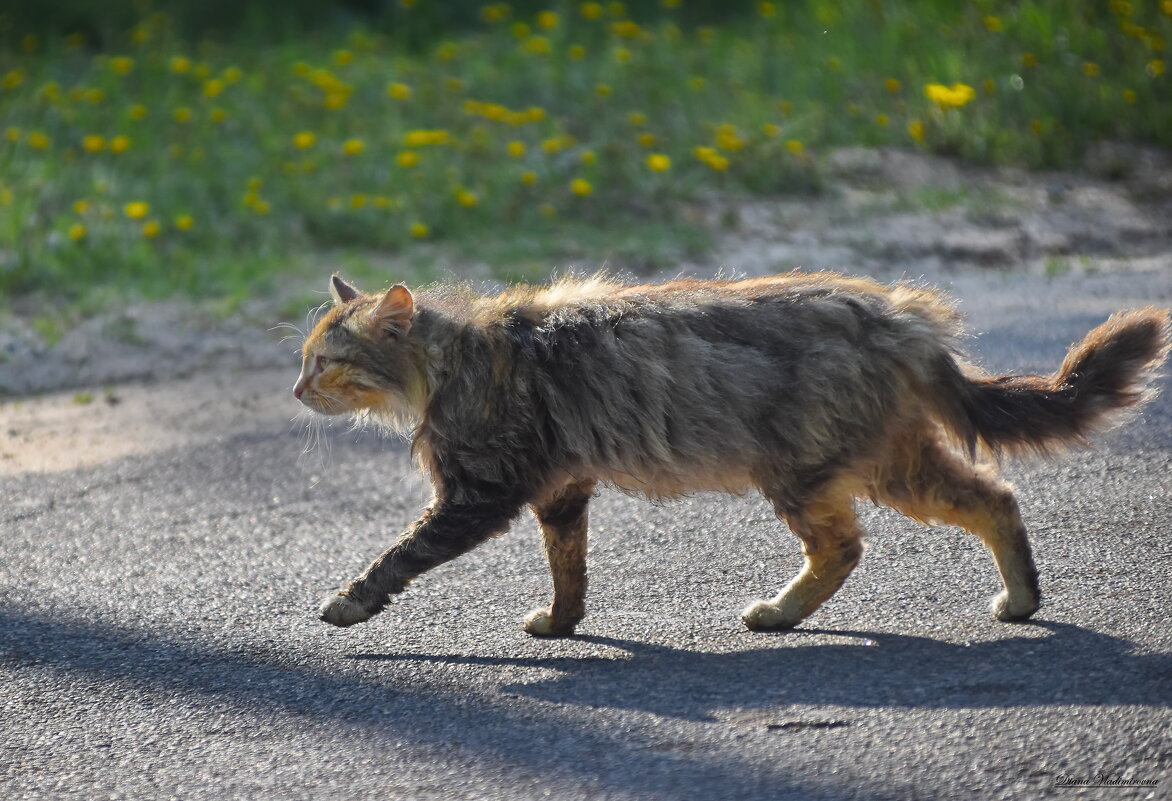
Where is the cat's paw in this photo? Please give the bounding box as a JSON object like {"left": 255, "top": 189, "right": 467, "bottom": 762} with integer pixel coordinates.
{"left": 990, "top": 590, "right": 1040, "bottom": 622}
{"left": 522, "top": 608, "right": 577, "bottom": 637}
{"left": 319, "top": 593, "right": 375, "bottom": 627}
{"left": 741, "top": 600, "right": 801, "bottom": 631}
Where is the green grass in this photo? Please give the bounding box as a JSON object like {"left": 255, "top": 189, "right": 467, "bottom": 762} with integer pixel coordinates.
{"left": 1, "top": 1, "right": 1169, "bottom": 307}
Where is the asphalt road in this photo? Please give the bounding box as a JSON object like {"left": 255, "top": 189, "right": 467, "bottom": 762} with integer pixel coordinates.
{"left": 2, "top": 270, "right": 1170, "bottom": 800}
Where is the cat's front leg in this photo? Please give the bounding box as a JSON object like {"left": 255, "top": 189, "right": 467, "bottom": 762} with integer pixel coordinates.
{"left": 319, "top": 499, "right": 521, "bottom": 627}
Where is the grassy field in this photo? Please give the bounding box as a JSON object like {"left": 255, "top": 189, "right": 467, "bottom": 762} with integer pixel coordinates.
{"left": 1, "top": 1, "right": 1170, "bottom": 306}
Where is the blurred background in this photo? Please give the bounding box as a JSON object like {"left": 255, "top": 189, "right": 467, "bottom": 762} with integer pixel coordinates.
{"left": 1, "top": 0, "right": 1169, "bottom": 321}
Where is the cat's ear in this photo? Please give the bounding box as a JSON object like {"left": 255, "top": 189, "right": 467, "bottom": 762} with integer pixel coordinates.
{"left": 330, "top": 273, "right": 361, "bottom": 305}
{"left": 369, "top": 284, "right": 415, "bottom": 335}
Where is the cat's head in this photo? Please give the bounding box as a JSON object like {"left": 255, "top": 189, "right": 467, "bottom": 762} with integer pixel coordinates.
{"left": 294, "top": 274, "right": 424, "bottom": 423}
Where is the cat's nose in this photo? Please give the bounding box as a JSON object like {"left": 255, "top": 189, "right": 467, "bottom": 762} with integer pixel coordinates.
{"left": 293, "top": 383, "right": 304, "bottom": 399}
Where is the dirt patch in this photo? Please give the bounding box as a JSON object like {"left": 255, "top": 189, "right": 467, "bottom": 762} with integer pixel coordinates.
{"left": 1, "top": 147, "right": 1169, "bottom": 476}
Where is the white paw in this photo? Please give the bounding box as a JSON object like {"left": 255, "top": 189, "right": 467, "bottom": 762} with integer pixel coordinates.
{"left": 522, "top": 608, "right": 578, "bottom": 637}
{"left": 522, "top": 608, "right": 557, "bottom": 636}
{"left": 990, "top": 590, "right": 1039, "bottom": 622}
{"left": 319, "top": 594, "right": 374, "bottom": 627}
{"left": 741, "top": 599, "right": 800, "bottom": 631}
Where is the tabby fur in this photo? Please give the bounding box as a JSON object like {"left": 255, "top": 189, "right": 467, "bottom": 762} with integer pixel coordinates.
{"left": 292, "top": 272, "right": 1170, "bottom": 636}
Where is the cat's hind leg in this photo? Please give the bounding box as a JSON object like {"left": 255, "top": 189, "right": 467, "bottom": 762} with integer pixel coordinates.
{"left": 742, "top": 478, "right": 865, "bottom": 631}
{"left": 870, "top": 432, "right": 1040, "bottom": 621}
{"left": 523, "top": 480, "right": 595, "bottom": 637}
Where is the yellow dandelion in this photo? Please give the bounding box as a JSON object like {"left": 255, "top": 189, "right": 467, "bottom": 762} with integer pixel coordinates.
{"left": 521, "top": 170, "right": 538, "bottom": 185}
{"left": 28, "top": 131, "right": 50, "bottom": 149}
{"left": 885, "top": 78, "right": 902, "bottom": 94}
{"left": 569, "top": 44, "right": 587, "bottom": 60}
{"left": 984, "top": 16, "right": 1003, "bottom": 32}
{"left": 124, "top": 201, "right": 149, "bottom": 220}
{"left": 2, "top": 68, "right": 26, "bottom": 90}
{"left": 350, "top": 194, "right": 367, "bottom": 209}
{"left": 73, "top": 199, "right": 91, "bottom": 214}
{"left": 202, "top": 79, "right": 225, "bottom": 98}
{"left": 456, "top": 189, "right": 479, "bottom": 207}
{"left": 570, "top": 178, "right": 593, "bottom": 196}
{"left": 409, "top": 221, "right": 430, "bottom": 238}
{"left": 324, "top": 92, "right": 350, "bottom": 110}
{"left": 688, "top": 76, "right": 707, "bottom": 92}
{"left": 21, "top": 34, "right": 39, "bottom": 53}
{"left": 252, "top": 200, "right": 271, "bottom": 215}
{"left": 596, "top": 83, "right": 612, "bottom": 97}
{"left": 170, "top": 55, "right": 192, "bottom": 73}
{"left": 628, "top": 111, "right": 647, "bottom": 126}
{"left": 1148, "top": 59, "right": 1166, "bottom": 77}
{"left": 175, "top": 214, "right": 194, "bottom": 231}
{"left": 333, "top": 49, "right": 354, "bottom": 66}
{"left": 84, "top": 88, "right": 105, "bottom": 104}
{"left": 1123, "top": 89, "right": 1138, "bottom": 104}
{"left": 69, "top": 223, "right": 87, "bottom": 241}
{"left": 109, "top": 56, "right": 135, "bottom": 75}
{"left": 907, "top": 119, "right": 925, "bottom": 142}
{"left": 222, "top": 66, "right": 243, "bottom": 83}
{"left": 715, "top": 124, "right": 744, "bottom": 152}
{"left": 612, "top": 21, "right": 640, "bottom": 38}
{"left": 762, "top": 123, "right": 780, "bottom": 138}
{"left": 110, "top": 135, "right": 131, "bottom": 153}
{"left": 1022, "top": 52, "right": 1037, "bottom": 68}
{"left": 615, "top": 47, "right": 631, "bottom": 64}
{"left": 874, "top": 113, "right": 890, "bottom": 127}
{"left": 129, "top": 104, "right": 148, "bottom": 120}
{"left": 539, "top": 202, "right": 556, "bottom": 217}
{"left": 210, "top": 108, "right": 227, "bottom": 124}
{"left": 82, "top": 135, "right": 105, "bottom": 153}
{"left": 387, "top": 82, "right": 412, "bottom": 100}
{"left": 397, "top": 150, "right": 420, "bottom": 168}
{"left": 637, "top": 132, "right": 657, "bottom": 148}
{"left": 142, "top": 220, "right": 161, "bottom": 238}
{"left": 785, "top": 139, "right": 804, "bottom": 156}
{"left": 481, "top": 4, "right": 510, "bottom": 23}
{"left": 646, "top": 153, "right": 671, "bottom": 172}
{"left": 924, "top": 82, "right": 975, "bottom": 108}
{"left": 6, "top": 126, "right": 21, "bottom": 142}
{"left": 293, "top": 131, "right": 316, "bottom": 149}
{"left": 758, "top": 2, "right": 776, "bottom": 18}
{"left": 581, "top": 150, "right": 597, "bottom": 165}
{"left": 193, "top": 63, "right": 212, "bottom": 79}
{"left": 1082, "top": 62, "right": 1100, "bottom": 78}
{"left": 172, "top": 107, "right": 193, "bottom": 123}
{"left": 507, "top": 140, "right": 526, "bottom": 157}
{"left": 511, "top": 22, "right": 532, "bottom": 38}
{"left": 342, "top": 138, "right": 366, "bottom": 156}
{"left": 525, "top": 35, "right": 552, "bottom": 55}
{"left": 1029, "top": 120, "right": 1045, "bottom": 135}
{"left": 580, "top": 2, "right": 603, "bottom": 20}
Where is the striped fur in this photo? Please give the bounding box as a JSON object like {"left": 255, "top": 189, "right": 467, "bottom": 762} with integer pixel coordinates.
{"left": 293, "top": 272, "right": 1170, "bottom": 635}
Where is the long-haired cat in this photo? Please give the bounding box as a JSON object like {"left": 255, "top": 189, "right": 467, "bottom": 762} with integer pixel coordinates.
{"left": 293, "top": 272, "right": 1169, "bottom": 636}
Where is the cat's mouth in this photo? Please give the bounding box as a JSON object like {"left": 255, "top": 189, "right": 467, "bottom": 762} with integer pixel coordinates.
{"left": 296, "top": 391, "right": 350, "bottom": 416}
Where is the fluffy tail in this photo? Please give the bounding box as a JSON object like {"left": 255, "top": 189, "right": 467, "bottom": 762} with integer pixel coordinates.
{"left": 934, "top": 308, "right": 1171, "bottom": 456}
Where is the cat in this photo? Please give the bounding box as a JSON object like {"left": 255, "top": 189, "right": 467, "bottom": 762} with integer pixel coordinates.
{"left": 293, "top": 271, "right": 1170, "bottom": 636}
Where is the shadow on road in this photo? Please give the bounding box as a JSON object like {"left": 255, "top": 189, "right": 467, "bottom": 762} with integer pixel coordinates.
{"left": 350, "top": 622, "right": 1171, "bottom": 720}
{"left": 2, "top": 610, "right": 1167, "bottom": 799}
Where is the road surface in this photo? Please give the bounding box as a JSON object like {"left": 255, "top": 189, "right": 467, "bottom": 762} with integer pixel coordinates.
{"left": 1, "top": 269, "right": 1170, "bottom": 800}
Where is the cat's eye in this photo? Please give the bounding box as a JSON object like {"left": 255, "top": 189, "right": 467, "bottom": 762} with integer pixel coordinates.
{"left": 316, "top": 355, "right": 333, "bottom": 370}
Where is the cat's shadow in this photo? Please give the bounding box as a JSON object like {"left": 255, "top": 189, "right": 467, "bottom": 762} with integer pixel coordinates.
{"left": 349, "top": 620, "right": 1168, "bottom": 721}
